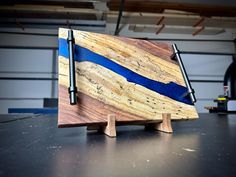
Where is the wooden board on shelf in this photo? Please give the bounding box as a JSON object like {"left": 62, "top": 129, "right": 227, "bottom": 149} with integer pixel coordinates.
{"left": 58, "top": 28, "right": 198, "bottom": 128}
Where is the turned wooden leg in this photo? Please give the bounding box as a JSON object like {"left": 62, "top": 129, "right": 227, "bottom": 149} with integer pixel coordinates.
{"left": 155, "top": 113, "right": 173, "bottom": 133}
{"left": 102, "top": 114, "right": 117, "bottom": 137}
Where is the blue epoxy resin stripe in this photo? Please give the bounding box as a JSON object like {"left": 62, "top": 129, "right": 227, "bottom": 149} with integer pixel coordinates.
{"left": 58, "top": 38, "right": 192, "bottom": 105}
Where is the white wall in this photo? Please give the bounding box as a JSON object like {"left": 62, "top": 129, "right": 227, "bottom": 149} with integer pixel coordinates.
{"left": 0, "top": 27, "right": 235, "bottom": 113}
{"left": 0, "top": 32, "right": 58, "bottom": 113}
{"left": 181, "top": 52, "right": 233, "bottom": 112}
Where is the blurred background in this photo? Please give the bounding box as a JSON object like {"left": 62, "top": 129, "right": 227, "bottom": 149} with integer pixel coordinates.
{"left": 0, "top": 0, "right": 235, "bottom": 113}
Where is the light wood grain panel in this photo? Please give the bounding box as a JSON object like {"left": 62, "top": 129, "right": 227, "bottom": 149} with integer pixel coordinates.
{"left": 58, "top": 84, "right": 150, "bottom": 127}
{"left": 59, "top": 57, "right": 198, "bottom": 122}
{"left": 59, "top": 28, "right": 185, "bottom": 86}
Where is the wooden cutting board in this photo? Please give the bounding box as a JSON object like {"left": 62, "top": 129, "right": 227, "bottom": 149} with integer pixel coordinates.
{"left": 58, "top": 28, "right": 198, "bottom": 128}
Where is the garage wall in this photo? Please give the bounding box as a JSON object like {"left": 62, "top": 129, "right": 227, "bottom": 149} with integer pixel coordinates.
{"left": 0, "top": 32, "right": 58, "bottom": 113}
{"left": 0, "top": 27, "right": 235, "bottom": 113}
{"left": 182, "top": 54, "right": 232, "bottom": 112}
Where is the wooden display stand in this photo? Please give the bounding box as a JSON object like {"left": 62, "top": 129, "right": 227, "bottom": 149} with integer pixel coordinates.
{"left": 87, "top": 113, "right": 172, "bottom": 137}
{"left": 57, "top": 28, "right": 198, "bottom": 137}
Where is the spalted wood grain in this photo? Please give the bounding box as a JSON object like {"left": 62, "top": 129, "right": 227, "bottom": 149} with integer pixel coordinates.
{"left": 59, "top": 57, "right": 197, "bottom": 120}
{"left": 113, "top": 36, "right": 176, "bottom": 64}
{"left": 58, "top": 28, "right": 198, "bottom": 127}
{"left": 59, "top": 84, "right": 151, "bottom": 127}
{"left": 59, "top": 28, "right": 185, "bottom": 86}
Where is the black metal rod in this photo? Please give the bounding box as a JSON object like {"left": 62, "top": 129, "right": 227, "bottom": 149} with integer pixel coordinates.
{"left": 114, "top": 0, "right": 125, "bottom": 35}
{"left": 67, "top": 29, "right": 77, "bottom": 105}
{"left": 172, "top": 44, "right": 196, "bottom": 103}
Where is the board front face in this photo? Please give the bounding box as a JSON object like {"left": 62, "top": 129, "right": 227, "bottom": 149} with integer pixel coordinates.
{"left": 58, "top": 28, "right": 198, "bottom": 127}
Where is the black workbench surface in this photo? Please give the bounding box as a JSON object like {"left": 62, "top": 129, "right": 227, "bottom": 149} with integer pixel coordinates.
{"left": 0, "top": 113, "right": 236, "bottom": 177}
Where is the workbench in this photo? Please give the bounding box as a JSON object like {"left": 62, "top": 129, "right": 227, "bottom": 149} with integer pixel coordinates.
{"left": 0, "top": 113, "right": 236, "bottom": 177}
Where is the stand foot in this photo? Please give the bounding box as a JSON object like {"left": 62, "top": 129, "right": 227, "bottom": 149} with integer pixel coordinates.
{"left": 101, "top": 114, "right": 117, "bottom": 137}
{"left": 155, "top": 113, "right": 173, "bottom": 133}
